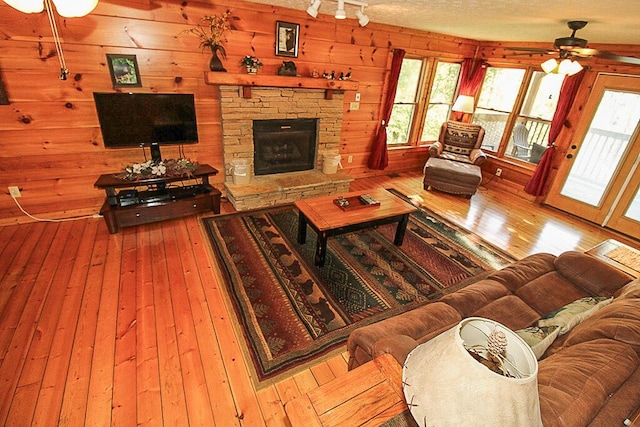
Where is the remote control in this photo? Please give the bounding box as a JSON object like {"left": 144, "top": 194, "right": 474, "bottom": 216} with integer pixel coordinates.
{"left": 359, "top": 194, "right": 378, "bottom": 205}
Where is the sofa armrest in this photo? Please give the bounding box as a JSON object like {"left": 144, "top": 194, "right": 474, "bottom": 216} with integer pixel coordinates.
{"left": 469, "top": 148, "right": 487, "bottom": 166}
{"left": 429, "top": 141, "right": 443, "bottom": 158}
{"left": 347, "top": 302, "right": 461, "bottom": 370}
{"left": 372, "top": 335, "right": 419, "bottom": 366}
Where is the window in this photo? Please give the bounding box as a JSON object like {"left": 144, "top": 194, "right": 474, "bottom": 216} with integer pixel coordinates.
{"left": 421, "top": 62, "right": 462, "bottom": 141}
{"left": 387, "top": 58, "right": 461, "bottom": 146}
{"left": 387, "top": 58, "right": 424, "bottom": 145}
{"left": 505, "top": 72, "right": 563, "bottom": 163}
{"left": 472, "top": 67, "right": 526, "bottom": 152}
{"left": 385, "top": 58, "right": 561, "bottom": 167}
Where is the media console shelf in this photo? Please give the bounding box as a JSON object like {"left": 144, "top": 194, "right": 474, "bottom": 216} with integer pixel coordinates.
{"left": 94, "top": 164, "right": 220, "bottom": 234}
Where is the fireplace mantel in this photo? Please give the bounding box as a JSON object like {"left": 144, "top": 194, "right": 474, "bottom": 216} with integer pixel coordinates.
{"left": 204, "top": 72, "right": 358, "bottom": 99}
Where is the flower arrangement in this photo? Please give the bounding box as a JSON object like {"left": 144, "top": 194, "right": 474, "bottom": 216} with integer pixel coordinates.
{"left": 180, "top": 11, "right": 231, "bottom": 52}
{"left": 118, "top": 158, "right": 199, "bottom": 181}
{"left": 240, "top": 55, "right": 263, "bottom": 68}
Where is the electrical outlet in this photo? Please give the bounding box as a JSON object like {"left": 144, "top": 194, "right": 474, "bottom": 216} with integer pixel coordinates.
{"left": 347, "top": 155, "right": 353, "bottom": 163}
{"left": 495, "top": 168, "right": 502, "bottom": 177}
{"left": 8, "top": 186, "right": 21, "bottom": 198}
{"left": 355, "top": 92, "right": 361, "bottom": 101}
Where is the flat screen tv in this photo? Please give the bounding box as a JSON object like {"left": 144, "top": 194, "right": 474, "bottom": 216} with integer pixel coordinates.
{"left": 93, "top": 92, "right": 198, "bottom": 161}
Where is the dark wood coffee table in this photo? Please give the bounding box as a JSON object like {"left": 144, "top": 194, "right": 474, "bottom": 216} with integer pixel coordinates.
{"left": 294, "top": 188, "right": 417, "bottom": 267}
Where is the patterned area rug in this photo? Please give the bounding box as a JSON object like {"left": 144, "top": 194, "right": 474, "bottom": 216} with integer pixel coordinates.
{"left": 202, "top": 191, "right": 515, "bottom": 386}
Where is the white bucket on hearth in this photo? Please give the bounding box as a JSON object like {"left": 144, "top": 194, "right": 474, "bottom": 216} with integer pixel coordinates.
{"left": 322, "top": 153, "right": 342, "bottom": 174}
{"left": 230, "top": 159, "right": 250, "bottom": 185}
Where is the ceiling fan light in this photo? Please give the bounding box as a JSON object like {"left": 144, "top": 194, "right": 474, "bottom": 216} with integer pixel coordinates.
{"left": 335, "top": 0, "right": 346, "bottom": 19}
{"left": 306, "top": 0, "right": 321, "bottom": 18}
{"left": 541, "top": 58, "right": 558, "bottom": 73}
{"left": 51, "top": 0, "right": 98, "bottom": 17}
{"left": 558, "top": 58, "right": 582, "bottom": 76}
{"left": 566, "top": 60, "right": 583, "bottom": 76}
{"left": 3, "top": 0, "right": 44, "bottom": 13}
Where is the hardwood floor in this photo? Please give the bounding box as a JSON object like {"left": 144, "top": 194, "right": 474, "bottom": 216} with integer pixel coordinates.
{"left": 0, "top": 171, "right": 637, "bottom": 427}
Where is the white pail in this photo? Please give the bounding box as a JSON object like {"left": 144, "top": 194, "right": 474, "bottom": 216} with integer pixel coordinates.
{"left": 322, "top": 153, "right": 342, "bottom": 174}
{"left": 230, "top": 159, "right": 251, "bottom": 185}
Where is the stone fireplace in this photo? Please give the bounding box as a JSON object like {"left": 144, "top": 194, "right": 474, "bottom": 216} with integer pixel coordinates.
{"left": 253, "top": 118, "right": 318, "bottom": 176}
{"left": 217, "top": 85, "right": 352, "bottom": 210}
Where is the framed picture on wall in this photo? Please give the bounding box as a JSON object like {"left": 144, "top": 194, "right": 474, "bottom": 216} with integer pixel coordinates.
{"left": 275, "top": 21, "right": 299, "bottom": 58}
{"left": 106, "top": 54, "right": 142, "bottom": 88}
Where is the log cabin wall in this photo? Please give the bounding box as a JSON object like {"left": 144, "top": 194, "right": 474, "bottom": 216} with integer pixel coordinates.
{"left": 0, "top": 0, "right": 477, "bottom": 225}
{"left": 1, "top": 0, "right": 639, "bottom": 224}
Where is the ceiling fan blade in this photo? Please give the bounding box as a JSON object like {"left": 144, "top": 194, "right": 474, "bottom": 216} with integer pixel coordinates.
{"left": 505, "top": 47, "right": 556, "bottom": 54}
{"left": 594, "top": 51, "right": 640, "bottom": 65}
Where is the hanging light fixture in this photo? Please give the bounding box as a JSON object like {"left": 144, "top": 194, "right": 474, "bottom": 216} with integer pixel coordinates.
{"left": 3, "top": 0, "right": 99, "bottom": 79}
{"left": 355, "top": 6, "right": 369, "bottom": 27}
{"left": 306, "top": 0, "right": 369, "bottom": 27}
{"left": 334, "top": 0, "right": 346, "bottom": 19}
{"left": 306, "top": 0, "right": 321, "bottom": 18}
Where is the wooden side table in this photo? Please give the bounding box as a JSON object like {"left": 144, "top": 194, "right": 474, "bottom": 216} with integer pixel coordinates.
{"left": 586, "top": 239, "right": 640, "bottom": 279}
{"left": 284, "top": 353, "right": 408, "bottom": 427}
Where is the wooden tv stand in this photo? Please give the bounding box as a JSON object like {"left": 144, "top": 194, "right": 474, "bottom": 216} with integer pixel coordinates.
{"left": 94, "top": 164, "right": 220, "bottom": 233}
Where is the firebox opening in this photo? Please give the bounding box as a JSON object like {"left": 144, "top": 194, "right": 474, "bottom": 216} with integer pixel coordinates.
{"left": 253, "top": 118, "right": 318, "bottom": 176}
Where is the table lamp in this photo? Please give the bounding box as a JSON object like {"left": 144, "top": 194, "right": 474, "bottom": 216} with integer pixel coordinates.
{"left": 402, "top": 317, "right": 542, "bottom": 426}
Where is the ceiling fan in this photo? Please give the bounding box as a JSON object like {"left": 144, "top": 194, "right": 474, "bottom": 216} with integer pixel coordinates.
{"left": 506, "top": 21, "right": 640, "bottom": 66}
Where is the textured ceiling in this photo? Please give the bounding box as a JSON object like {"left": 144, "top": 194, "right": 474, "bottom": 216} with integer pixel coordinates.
{"left": 247, "top": 0, "right": 640, "bottom": 46}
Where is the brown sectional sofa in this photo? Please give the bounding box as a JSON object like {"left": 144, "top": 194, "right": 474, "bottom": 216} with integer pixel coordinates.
{"left": 346, "top": 251, "right": 640, "bottom": 426}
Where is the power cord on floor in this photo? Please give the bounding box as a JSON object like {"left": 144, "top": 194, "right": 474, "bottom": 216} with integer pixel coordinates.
{"left": 9, "top": 193, "right": 102, "bottom": 223}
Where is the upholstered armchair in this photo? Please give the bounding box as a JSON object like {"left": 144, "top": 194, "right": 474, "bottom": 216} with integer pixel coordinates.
{"left": 423, "top": 121, "right": 487, "bottom": 198}
{"left": 429, "top": 121, "right": 487, "bottom": 166}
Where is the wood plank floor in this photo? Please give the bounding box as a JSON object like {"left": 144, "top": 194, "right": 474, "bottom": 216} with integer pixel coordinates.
{"left": 0, "top": 171, "right": 637, "bottom": 427}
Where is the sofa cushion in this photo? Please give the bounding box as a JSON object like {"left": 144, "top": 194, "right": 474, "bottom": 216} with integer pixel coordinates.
{"left": 555, "top": 251, "right": 634, "bottom": 296}
{"left": 471, "top": 295, "right": 540, "bottom": 331}
{"left": 615, "top": 277, "right": 640, "bottom": 299}
{"left": 438, "top": 279, "right": 510, "bottom": 317}
{"left": 487, "top": 253, "right": 556, "bottom": 293}
{"left": 559, "top": 298, "right": 640, "bottom": 356}
{"left": 516, "top": 271, "right": 589, "bottom": 316}
{"left": 538, "top": 296, "right": 613, "bottom": 334}
{"left": 538, "top": 339, "right": 639, "bottom": 427}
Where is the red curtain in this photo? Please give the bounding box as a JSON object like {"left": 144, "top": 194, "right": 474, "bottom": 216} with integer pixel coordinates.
{"left": 524, "top": 69, "right": 586, "bottom": 196}
{"left": 454, "top": 58, "right": 487, "bottom": 120}
{"left": 368, "top": 49, "right": 405, "bottom": 170}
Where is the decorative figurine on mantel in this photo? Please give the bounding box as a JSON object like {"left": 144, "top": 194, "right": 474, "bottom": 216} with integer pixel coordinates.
{"left": 180, "top": 11, "right": 231, "bottom": 72}
{"left": 241, "top": 56, "right": 263, "bottom": 74}
{"left": 278, "top": 61, "right": 297, "bottom": 76}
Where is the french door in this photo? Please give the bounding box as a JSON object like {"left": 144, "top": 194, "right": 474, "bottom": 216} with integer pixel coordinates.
{"left": 545, "top": 74, "right": 640, "bottom": 239}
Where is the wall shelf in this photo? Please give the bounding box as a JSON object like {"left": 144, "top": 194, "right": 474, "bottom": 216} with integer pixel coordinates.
{"left": 204, "top": 72, "right": 359, "bottom": 99}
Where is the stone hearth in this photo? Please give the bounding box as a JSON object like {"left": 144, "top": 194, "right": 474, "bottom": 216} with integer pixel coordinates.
{"left": 217, "top": 84, "right": 352, "bottom": 210}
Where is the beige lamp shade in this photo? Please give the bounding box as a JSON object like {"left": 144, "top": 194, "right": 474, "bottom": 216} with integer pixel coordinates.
{"left": 452, "top": 95, "right": 475, "bottom": 114}
{"left": 403, "top": 317, "right": 542, "bottom": 427}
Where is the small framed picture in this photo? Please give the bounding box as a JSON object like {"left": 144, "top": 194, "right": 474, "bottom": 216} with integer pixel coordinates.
{"left": 275, "top": 21, "right": 299, "bottom": 58}
{"left": 106, "top": 54, "right": 142, "bottom": 88}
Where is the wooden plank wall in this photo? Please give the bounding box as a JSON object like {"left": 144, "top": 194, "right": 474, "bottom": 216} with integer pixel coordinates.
{"left": 1, "top": 0, "right": 640, "bottom": 224}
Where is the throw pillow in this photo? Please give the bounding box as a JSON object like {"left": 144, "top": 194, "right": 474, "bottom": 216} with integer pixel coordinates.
{"left": 538, "top": 296, "right": 613, "bottom": 334}
{"left": 515, "top": 325, "right": 560, "bottom": 360}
